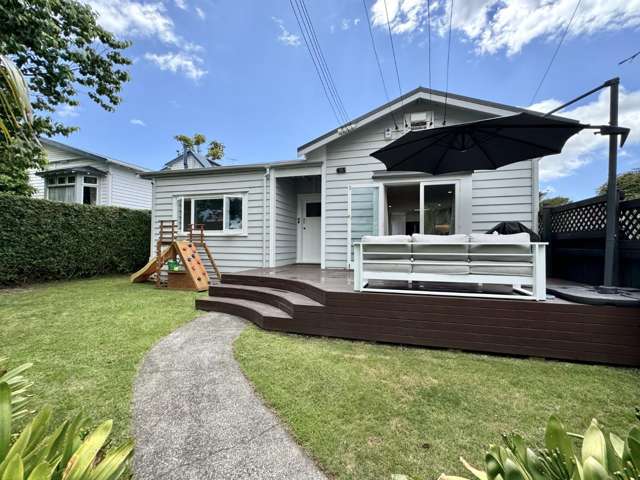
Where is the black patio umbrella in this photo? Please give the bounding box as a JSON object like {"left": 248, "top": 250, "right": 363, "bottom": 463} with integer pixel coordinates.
{"left": 371, "top": 111, "right": 587, "bottom": 175}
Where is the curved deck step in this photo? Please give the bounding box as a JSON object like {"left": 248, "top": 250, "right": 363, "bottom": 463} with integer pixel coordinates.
{"left": 195, "top": 296, "right": 291, "bottom": 329}
{"left": 222, "top": 273, "right": 327, "bottom": 304}
{"left": 209, "top": 284, "right": 323, "bottom": 316}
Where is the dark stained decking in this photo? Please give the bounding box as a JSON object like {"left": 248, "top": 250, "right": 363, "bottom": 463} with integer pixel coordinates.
{"left": 195, "top": 265, "right": 640, "bottom": 367}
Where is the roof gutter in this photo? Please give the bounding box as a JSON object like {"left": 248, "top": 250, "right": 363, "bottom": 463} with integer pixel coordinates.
{"left": 140, "top": 159, "right": 320, "bottom": 179}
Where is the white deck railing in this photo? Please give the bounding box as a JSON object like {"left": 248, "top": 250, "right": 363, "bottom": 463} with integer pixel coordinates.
{"left": 352, "top": 241, "right": 547, "bottom": 300}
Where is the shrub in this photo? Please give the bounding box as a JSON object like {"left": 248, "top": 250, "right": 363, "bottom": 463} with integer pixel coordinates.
{"left": 0, "top": 359, "right": 133, "bottom": 479}
{"left": 439, "top": 413, "right": 640, "bottom": 480}
{"left": 0, "top": 193, "right": 150, "bottom": 285}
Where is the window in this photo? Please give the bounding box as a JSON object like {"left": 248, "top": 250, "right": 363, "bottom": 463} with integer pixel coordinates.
{"left": 47, "top": 175, "right": 76, "bottom": 203}
{"left": 405, "top": 111, "right": 434, "bottom": 131}
{"left": 82, "top": 176, "right": 98, "bottom": 205}
{"left": 181, "top": 194, "right": 246, "bottom": 234}
{"left": 422, "top": 183, "right": 455, "bottom": 235}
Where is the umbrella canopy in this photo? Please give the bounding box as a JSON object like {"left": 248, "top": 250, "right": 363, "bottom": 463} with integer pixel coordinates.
{"left": 371, "top": 112, "right": 585, "bottom": 175}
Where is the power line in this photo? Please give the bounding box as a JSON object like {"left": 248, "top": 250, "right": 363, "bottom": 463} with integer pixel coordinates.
{"left": 297, "top": 0, "right": 350, "bottom": 123}
{"left": 361, "top": 0, "right": 398, "bottom": 129}
{"left": 427, "top": 0, "right": 433, "bottom": 124}
{"left": 383, "top": 0, "right": 406, "bottom": 127}
{"left": 289, "top": 0, "right": 341, "bottom": 124}
{"left": 289, "top": 0, "right": 349, "bottom": 125}
{"left": 619, "top": 49, "right": 640, "bottom": 65}
{"left": 530, "top": 0, "right": 582, "bottom": 105}
{"left": 442, "top": 0, "right": 454, "bottom": 125}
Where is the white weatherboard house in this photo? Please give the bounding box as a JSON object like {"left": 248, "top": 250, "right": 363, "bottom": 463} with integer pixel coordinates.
{"left": 142, "top": 87, "right": 540, "bottom": 273}
{"left": 29, "top": 138, "right": 152, "bottom": 209}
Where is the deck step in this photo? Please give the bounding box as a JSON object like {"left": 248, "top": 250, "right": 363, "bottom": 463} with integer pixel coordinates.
{"left": 222, "top": 273, "right": 326, "bottom": 304}
{"left": 209, "top": 284, "right": 323, "bottom": 315}
{"left": 195, "top": 296, "right": 291, "bottom": 328}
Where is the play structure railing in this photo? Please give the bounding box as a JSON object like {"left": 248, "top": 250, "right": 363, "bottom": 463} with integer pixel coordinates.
{"left": 352, "top": 241, "right": 547, "bottom": 300}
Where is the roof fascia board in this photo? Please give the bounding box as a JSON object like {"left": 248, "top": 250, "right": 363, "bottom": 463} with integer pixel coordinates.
{"left": 298, "top": 89, "right": 522, "bottom": 156}
{"left": 141, "top": 159, "right": 320, "bottom": 179}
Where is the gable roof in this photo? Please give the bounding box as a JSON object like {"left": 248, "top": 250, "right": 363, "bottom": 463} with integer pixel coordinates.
{"left": 162, "top": 150, "right": 219, "bottom": 170}
{"left": 297, "top": 86, "right": 568, "bottom": 156}
{"left": 41, "top": 138, "right": 150, "bottom": 173}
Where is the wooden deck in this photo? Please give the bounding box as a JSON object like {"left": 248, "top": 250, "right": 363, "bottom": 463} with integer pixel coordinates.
{"left": 195, "top": 265, "right": 640, "bottom": 367}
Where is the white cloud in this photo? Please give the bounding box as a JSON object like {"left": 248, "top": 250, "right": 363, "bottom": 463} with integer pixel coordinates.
{"left": 272, "top": 17, "right": 301, "bottom": 46}
{"left": 369, "top": 0, "right": 640, "bottom": 55}
{"left": 528, "top": 88, "right": 640, "bottom": 181}
{"left": 195, "top": 6, "right": 205, "bottom": 19}
{"left": 56, "top": 104, "right": 80, "bottom": 118}
{"left": 83, "top": 0, "right": 182, "bottom": 45}
{"left": 174, "top": 0, "right": 187, "bottom": 10}
{"left": 144, "top": 52, "right": 207, "bottom": 80}
{"left": 354, "top": 18, "right": 361, "bottom": 26}
{"left": 130, "top": 118, "right": 146, "bottom": 126}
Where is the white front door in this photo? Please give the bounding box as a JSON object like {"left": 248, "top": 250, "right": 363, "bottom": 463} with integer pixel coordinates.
{"left": 299, "top": 194, "right": 321, "bottom": 264}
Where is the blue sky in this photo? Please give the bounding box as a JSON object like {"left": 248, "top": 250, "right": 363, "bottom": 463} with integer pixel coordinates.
{"left": 55, "top": 0, "right": 640, "bottom": 201}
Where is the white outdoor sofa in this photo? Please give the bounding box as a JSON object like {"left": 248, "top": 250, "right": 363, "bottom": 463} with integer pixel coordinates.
{"left": 352, "top": 233, "right": 547, "bottom": 300}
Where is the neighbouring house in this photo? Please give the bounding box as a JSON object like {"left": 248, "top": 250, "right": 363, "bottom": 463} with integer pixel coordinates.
{"left": 29, "top": 138, "right": 152, "bottom": 209}
{"left": 162, "top": 149, "right": 219, "bottom": 170}
{"left": 141, "top": 87, "right": 542, "bottom": 273}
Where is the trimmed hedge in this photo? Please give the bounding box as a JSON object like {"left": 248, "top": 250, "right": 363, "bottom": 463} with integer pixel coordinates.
{"left": 0, "top": 194, "right": 151, "bottom": 285}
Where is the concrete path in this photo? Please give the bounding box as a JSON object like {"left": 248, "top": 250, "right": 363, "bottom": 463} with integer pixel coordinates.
{"left": 132, "top": 312, "right": 327, "bottom": 480}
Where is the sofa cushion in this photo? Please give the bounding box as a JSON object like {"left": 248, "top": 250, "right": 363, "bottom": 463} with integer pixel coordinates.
{"left": 413, "top": 261, "right": 470, "bottom": 275}
{"left": 469, "top": 233, "right": 531, "bottom": 262}
{"left": 470, "top": 262, "right": 533, "bottom": 276}
{"left": 411, "top": 234, "right": 469, "bottom": 261}
{"left": 361, "top": 235, "right": 411, "bottom": 261}
{"left": 363, "top": 262, "right": 412, "bottom": 273}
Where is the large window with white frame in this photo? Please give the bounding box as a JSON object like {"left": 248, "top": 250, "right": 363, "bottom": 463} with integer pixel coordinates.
{"left": 46, "top": 175, "right": 76, "bottom": 203}
{"left": 181, "top": 194, "right": 247, "bottom": 234}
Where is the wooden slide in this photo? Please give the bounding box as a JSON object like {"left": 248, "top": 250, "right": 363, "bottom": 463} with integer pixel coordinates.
{"left": 129, "top": 244, "right": 175, "bottom": 283}
{"left": 130, "top": 241, "right": 209, "bottom": 292}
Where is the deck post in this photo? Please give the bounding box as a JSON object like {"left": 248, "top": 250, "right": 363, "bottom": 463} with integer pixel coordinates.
{"left": 542, "top": 206, "right": 553, "bottom": 277}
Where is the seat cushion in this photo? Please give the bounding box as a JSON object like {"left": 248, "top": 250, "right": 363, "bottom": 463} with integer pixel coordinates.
{"left": 469, "top": 233, "right": 531, "bottom": 262}
{"left": 413, "top": 261, "right": 470, "bottom": 275}
{"left": 361, "top": 235, "right": 411, "bottom": 261}
{"left": 364, "top": 262, "right": 411, "bottom": 273}
{"left": 470, "top": 262, "right": 533, "bottom": 276}
{"left": 411, "top": 234, "right": 469, "bottom": 261}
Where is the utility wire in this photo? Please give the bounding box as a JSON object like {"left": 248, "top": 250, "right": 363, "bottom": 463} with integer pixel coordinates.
{"left": 427, "top": 0, "right": 433, "bottom": 125}
{"left": 442, "top": 0, "right": 454, "bottom": 125}
{"left": 289, "top": 0, "right": 343, "bottom": 125}
{"left": 361, "top": 0, "right": 398, "bottom": 129}
{"left": 297, "top": 0, "right": 350, "bottom": 123}
{"left": 530, "top": 0, "right": 582, "bottom": 105}
{"left": 383, "top": 0, "right": 406, "bottom": 128}
{"left": 619, "top": 49, "right": 640, "bottom": 65}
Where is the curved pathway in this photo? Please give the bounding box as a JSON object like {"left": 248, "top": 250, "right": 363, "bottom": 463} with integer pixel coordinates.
{"left": 132, "top": 312, "right": 327, "bottom": 480}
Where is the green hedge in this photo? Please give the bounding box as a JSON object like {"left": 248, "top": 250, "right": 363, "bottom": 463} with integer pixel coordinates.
{"left": 0, "top": 194, "right": 151, "bottom": 285}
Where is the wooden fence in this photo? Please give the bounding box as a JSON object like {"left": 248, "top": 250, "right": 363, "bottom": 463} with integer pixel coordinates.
{"left": 540, "top": 192, "right": 640, "bottom": 287}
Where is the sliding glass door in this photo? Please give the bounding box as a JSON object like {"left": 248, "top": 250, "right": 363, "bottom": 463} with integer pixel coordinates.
{"left": 347, "top": 185, "right": 381, "bottom": 268}
{"left": 419, "top": 181, "right": 460, "bottom": 235}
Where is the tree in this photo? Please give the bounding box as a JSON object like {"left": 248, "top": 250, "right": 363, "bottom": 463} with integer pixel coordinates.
{"left": 597, "top": 169, "right": 640, "bottom": 200}
{"left": 193, "top": 133, "right": 206, "bottom": 152}
{"left": 174, "top": 134, "right": 195, "bottom": 152}
{"left": 0, "top": 55, "right": 44, "bottom": 195}
{"left": 540, "top": 196, "right": 571, "bottom": 208}
{"left": 0, "top": 0, "right": 131, "bottom": 194}
{"left": 174, "top": 134, "right": 225, "bottom": 161}
{"left": 207, "top": 140, "right": 225, "bottom": 161}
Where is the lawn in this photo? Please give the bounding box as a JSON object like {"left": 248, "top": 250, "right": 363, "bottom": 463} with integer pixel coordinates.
{"left": 1, "top": 276, "right": 200, "bottom": 443}
{"left": 234, "top": 326, "right": 640, "bottom": 480}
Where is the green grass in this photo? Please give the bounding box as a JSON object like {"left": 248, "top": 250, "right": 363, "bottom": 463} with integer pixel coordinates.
{"left": 1, "top": 276, "right": 201, "bottom": 442}
{"left": 234, "top": 326, "right": 640, "bottom": 480}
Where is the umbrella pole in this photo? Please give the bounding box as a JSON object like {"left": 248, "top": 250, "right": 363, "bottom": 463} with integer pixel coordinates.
{"left": 603, "top": 78, "right": 619, "bottom": 289}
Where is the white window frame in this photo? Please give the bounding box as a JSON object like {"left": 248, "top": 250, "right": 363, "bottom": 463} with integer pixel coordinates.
{"left": 180, "top": 192, "right": 248, "bottom": 236}
{"left": 46, "top": 175, "right": 77, "bottom": 203}
{"left": 82, "top": 176, "right": 99, "bottom": 205}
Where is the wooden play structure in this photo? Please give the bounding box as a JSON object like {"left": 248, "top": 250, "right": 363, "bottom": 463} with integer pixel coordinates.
{"left": 130, "top": 220, "right": 221, "bottom": 291}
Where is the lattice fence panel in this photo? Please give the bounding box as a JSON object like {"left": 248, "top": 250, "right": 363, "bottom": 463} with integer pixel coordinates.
{"left": 550, "top": 201, "right": 607, "bottom": 234}
{"left": 619, "top": 200, "right": 640, "bottom": 241}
